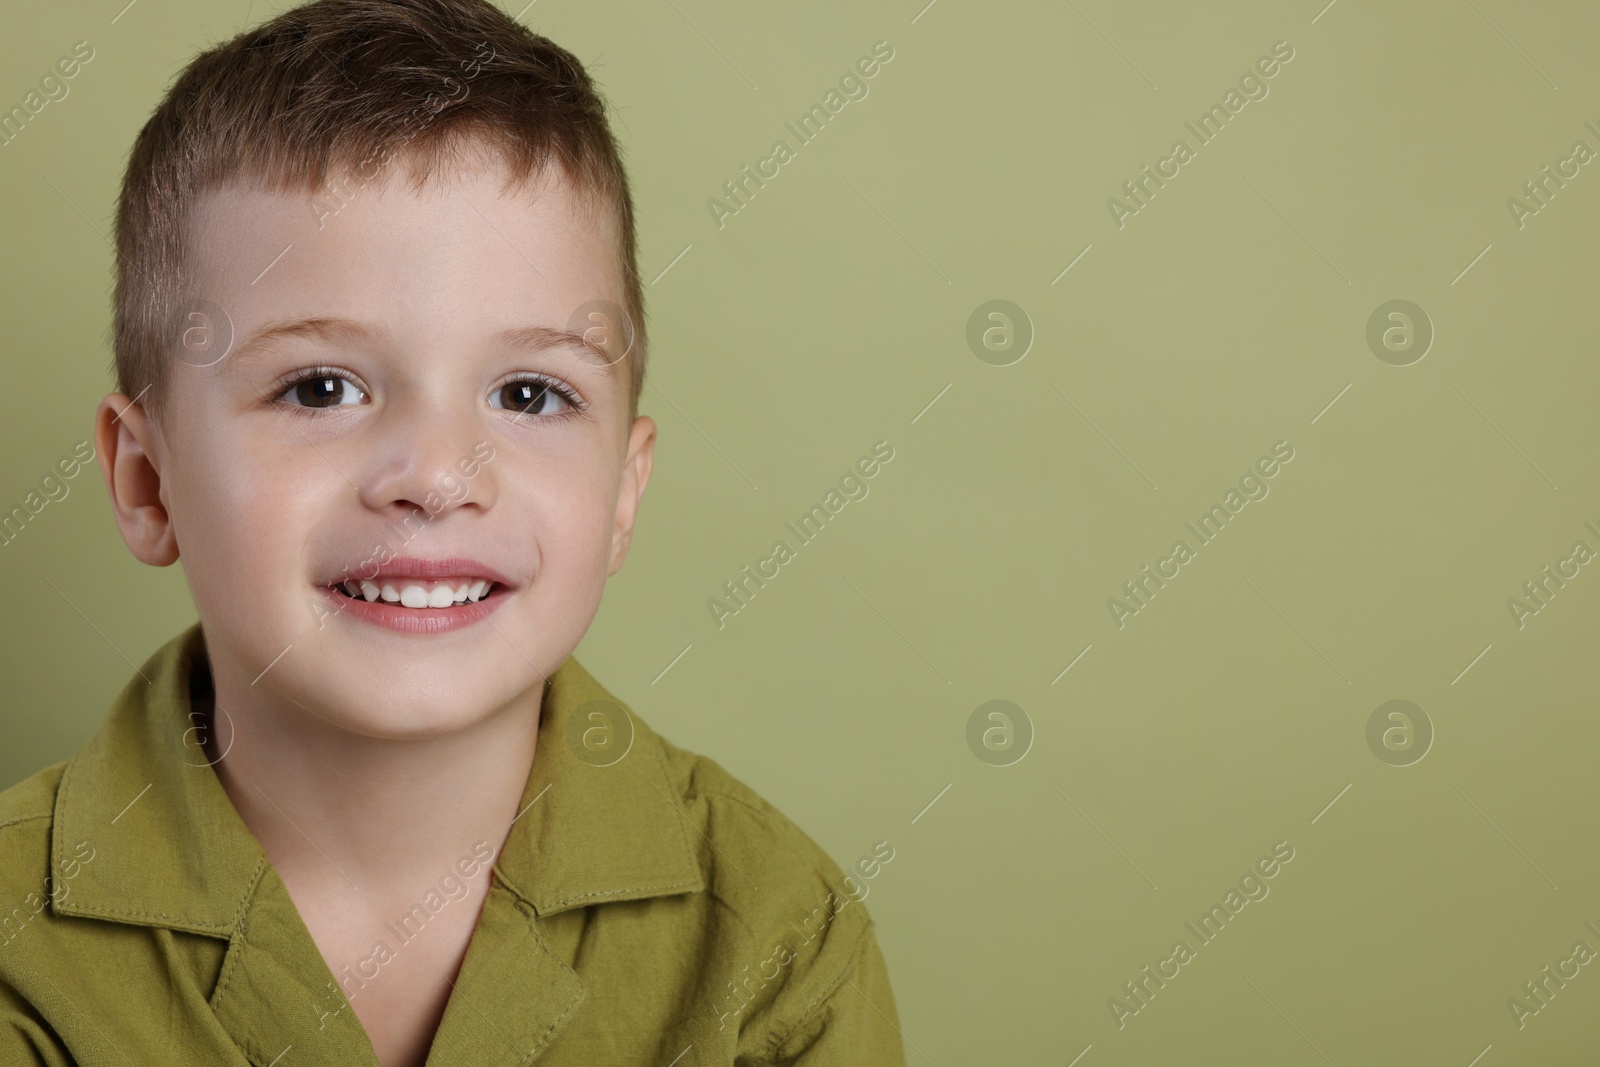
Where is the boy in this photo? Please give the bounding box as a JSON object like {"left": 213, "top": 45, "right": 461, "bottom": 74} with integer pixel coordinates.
{"left": 0, "top": 1, "right": 907, "bottom": 1063}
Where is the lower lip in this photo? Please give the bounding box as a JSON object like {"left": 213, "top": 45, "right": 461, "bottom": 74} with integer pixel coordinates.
{"left": 318, "top": 585, "right": 508, "bottom": 635}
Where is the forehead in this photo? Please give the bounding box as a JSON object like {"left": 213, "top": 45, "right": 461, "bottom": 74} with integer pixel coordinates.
{"left": 182, "top": 155, "right": 627, "bottom": 366}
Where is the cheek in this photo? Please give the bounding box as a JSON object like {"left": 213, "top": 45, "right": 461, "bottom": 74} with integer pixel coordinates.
{"left": 536, "top": 469, "right": 617, "bottom": 572}
{"left": 509, "top": 458, "right": 621, "bottom": 618}
{"left": 167, "top": 434, "right": 331, "bottom": 613}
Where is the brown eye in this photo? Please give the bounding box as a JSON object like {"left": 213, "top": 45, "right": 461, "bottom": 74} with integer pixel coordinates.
{"left": 491, "top": 379, "right": 572, "bottom": 417}
{"left": 283, "top": 374, "right": 364, "bottom": 409}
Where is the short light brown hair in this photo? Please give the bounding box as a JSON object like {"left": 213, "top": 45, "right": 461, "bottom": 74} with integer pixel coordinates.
{"left": 112, "top": 0, "right": 646, "bottom": 425}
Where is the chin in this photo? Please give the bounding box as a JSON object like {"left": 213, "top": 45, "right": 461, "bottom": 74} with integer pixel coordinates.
{"left": 287, "top": 668, "right": 522, "bottom": 741}
{"left": 325, "top": 694, "right": 501, "bottom": 741}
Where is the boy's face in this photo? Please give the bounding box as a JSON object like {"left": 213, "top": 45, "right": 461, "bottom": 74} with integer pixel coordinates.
{"left": 96, "top": 155, "right": 654, "bottom": 739}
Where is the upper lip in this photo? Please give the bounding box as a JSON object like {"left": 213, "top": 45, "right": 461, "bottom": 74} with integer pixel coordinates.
{"left": 325, "top": 557, "right": 515, "bottom": 588}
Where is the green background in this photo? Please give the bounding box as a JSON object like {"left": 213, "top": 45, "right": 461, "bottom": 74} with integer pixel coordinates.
{"left": 4, "top": 0, "right": 1599, "bottom": 1062}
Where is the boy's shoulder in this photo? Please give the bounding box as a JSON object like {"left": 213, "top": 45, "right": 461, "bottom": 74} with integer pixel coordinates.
{"left": 655, "top": 721, "right": 866, "bottom": 912}
{"left": 555, "top": 654, "right": 874, "bottom": 932}
{"left": 0, "top": 761, "right": 67, "bottom": 885}
{"left": 0, "top": 761, "right": 65, "bottom": 832}
{"left": 0, "top": 763, "right": 74, "bottom": 985}
{"left": 548, "top": 658, "right": 895, "bottom": 1056}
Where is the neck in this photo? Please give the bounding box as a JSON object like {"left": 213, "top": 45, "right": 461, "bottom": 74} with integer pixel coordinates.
{"left": 194, "top": 647, "right": 540, "bottom": 904}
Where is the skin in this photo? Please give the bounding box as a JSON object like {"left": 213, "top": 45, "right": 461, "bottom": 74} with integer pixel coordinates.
{"left": 92, "top": 147, "right": 655, "bottom": 1067}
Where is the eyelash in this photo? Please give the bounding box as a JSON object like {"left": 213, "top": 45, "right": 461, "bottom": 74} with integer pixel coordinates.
{"left": 266, "top": 366, "right": 590, "bottom": 421}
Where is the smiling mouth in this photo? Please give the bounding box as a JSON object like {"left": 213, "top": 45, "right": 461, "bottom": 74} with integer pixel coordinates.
{"left": 330, "top": 578, "right": 502, "bottom": 609}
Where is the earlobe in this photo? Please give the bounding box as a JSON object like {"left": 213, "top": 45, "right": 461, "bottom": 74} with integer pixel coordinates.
{"left": 94, "top": 392, "right": 180, "bottom": 567}
{"left": 607, "top": 416, "right": 656, "bottom": 576}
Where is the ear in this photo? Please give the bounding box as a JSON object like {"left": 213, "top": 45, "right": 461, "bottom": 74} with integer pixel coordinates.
{"left": 608, "top": 415, "right": 656, "bottom": 576}
{"left": 94, "top": 392, "right": 179, "bottom": 566}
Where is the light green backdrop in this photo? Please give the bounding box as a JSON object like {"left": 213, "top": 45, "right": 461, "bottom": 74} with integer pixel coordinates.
{"left": 5, "top": 1, "right": 1599, "bottom": 1063}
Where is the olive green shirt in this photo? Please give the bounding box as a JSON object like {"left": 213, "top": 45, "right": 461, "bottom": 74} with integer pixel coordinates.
{"left": 0, "top": 624, "right": 907, "bottom": 1065}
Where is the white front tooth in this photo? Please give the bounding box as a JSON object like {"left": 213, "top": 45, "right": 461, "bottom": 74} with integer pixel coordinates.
{"left": 400, "top": 584, "right": 430, "bottom": 608}
{"left": 470, "top": 579, "right": 488, "bottom": 601}
{"left": 453, "top": 583, "right": 470, "bottom": 604}
{"left": 360, "top": 580, "right": 380, "bottom": 602}
{"left": 342, "top": 580, "right": 359, "bottom": 597}
{"left": 380, "top": 583, "right": 401, "bottom": 603}
{"left": 427, "top": 584, "right": 454, "bottom": 608}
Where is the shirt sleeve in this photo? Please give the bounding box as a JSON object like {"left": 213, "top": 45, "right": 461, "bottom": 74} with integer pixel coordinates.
{"left": 0, "top": 982, "right": 76, "bottom": 1067}
{"left": 744, "top": 920, "right": 910, "bottom": 1067}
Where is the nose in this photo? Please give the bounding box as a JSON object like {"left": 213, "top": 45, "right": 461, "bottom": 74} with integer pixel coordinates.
{"left": 356, "top": 398, "right": 497, "bottom": 521}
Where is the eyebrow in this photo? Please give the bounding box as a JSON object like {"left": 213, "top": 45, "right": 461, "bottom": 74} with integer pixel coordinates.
{"left": 224, "top": 316, "right": 622, "bottom": 374}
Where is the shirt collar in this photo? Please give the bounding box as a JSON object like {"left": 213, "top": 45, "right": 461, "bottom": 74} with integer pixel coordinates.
{"left": 52, "top": 621, "right": 704, "bottom": 935}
